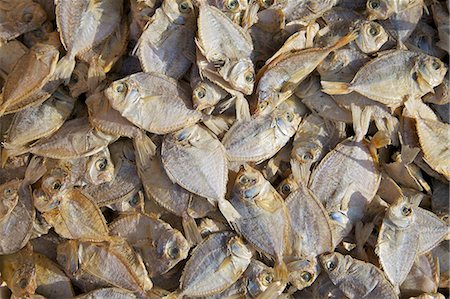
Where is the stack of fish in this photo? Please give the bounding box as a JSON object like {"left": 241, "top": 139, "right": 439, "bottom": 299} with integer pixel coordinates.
{"left": 0, "top": 0, "right": 448, "bottom": 298}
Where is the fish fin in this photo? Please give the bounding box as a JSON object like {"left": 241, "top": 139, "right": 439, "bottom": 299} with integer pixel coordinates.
{"left": 321, "top": 81, "right": 352, "bottom": 95}
{"left": 87, "top": 63, "right": 106, "bottom": 92}
{"left": 235, "top": 93, "right": 251, "bottom": 122}
{"left": 351, "top": 103, "right": 372, "bottom": 142}
{"left": 24, "top": 156, "right": 46, "bottom": 185}
{"left": 397, "top": 40, "right": 408, "bottom": 50}
{"left": 216, "top": 256, "right": 233, "bottom": 273}
{"left": 256, "top": 281, "right": 285, "bottom": 299}
{"left": 218, "top": 199, "right": 241, "bottom": 224}
{"left": 255, "top": 195, "right": 281, "bottom": 213}
{"left": 54, "top": 55, "right": 76, "bottom": 84}
{"left": 274, "top": 260, "right": 289, "bottom": 283}
{"left": 202, "top": 115, "right": 231, "bottom": 136}
{"left": 134, "top": 133, "right": 157, "bottom": 172}
{"left": 163, "top": 291, "right": 182, "bottom": 299}
{"left": 182, "top": 213, "right": 203, "bottom": 246}
{"left": 328, "top": 30, "right": 359, "bottom": 52}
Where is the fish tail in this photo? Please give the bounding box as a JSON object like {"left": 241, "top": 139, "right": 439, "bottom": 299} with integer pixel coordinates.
{"left": 218, "top": 199, "right": 241, "bottom": 224}
{"left": 257, "top": 281, "right": 286, "bottom": 299}
{"left": 133, "top": 133, "right": 157, "bottom": 172}
{"left": 0, "top": 147, "right": 10, "bottom": 168}
{"left": 321, "top": 81, "right": 352, "bottom": 95}
{"left": 182, "top": 213, "right": 203, "bottom": 246}
{"left": 24, "top": 156, "right": 46, "bottom": 185}
{"left": 87, "top": 63, "right": 106, "bottom": 92}
{"left": 54, "top": 55, "right": 76, "bottom": 84}
{"left": 328, "top": 29, "right": 359, "bottom": 52}
{"left": 274, "top": 260, "right": 289, "bottom": 283}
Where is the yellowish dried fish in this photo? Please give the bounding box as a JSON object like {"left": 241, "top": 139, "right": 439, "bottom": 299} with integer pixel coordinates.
{"left": 276, "top": 176, "right": 298, "bottom": 199}
{"left": 196, "top": 1, "right": 255, "bottom": 95}
{"left": 0, "top": 157, "right": 45, "bottom": 254}
{"left": 134, "top": 0, "right": 196, "bottom": 79}
{"left": 0, "top": 244, "right": 36, "bottom": 298}
{"left": 2, "top": 92, "right": 75, "bottom": 164}
{"left": 171, "top": 232, "right": 251, "bottom": 298}
{"left": 109, "top": 213, "right": 190, "bottom": 277}
{"left": 254, "top": 30, "right": 357, "bottom": 115}
{"left": 404, "top": 97, "right": 450, "bottom": 180}
{"left": 105, "top": 72, "right": 203, "bottom": 134}
{"left": 281, "top": 0, "right": 337, "bottom": 24}
{"left": 0, "top": 42, "right": 59, "bottom": 115}
{"left": 40, "top": 188, "right": 109, "bottom": 241}
{"left": 75, "top": 287, "right": 137, "bottom": 299}
{"left": 230, "top": 164, "right": 290, "bottom": 281}
{"left": 54, "top": 0, "right": 123, "bottom": 83}
{"left": 320, "top": 252, "right": 397, "bottom": 299}
{"left": 223, "top": 98, "right": 301, "bottom": 163}
{"left": 0, "top": 0, "right": 47, "bottom": 44}
{"left": 57, "top": 239, "right": 153, "bottom": 294}
{"left": 190, "top": 64, "right": 228, "bottom": 111}
{"left": 161, "top": 124, "right": 240, "bottom": 224}
{"left": 30, "top": 117, "right": 117, "bottom": 159}
{"left": 322, "top": 50, "right": 447, "bottom": 111}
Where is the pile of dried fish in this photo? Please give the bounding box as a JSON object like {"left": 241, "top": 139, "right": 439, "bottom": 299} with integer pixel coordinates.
{"left": 0, "top": 0, "right": 448, "bottom": 298}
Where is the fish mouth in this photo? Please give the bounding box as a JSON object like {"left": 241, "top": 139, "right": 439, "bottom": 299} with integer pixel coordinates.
{"left": 242, "top": 187, "right": 261, "bottom": 200}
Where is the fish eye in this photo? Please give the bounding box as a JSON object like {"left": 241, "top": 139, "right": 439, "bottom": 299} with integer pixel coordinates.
{"left": 244, "top": 71, "right": 255, "bottom": 83}
{"left": 368, "top": 0, "right": 380, "bottom": 9}
{"left": 129, "top": 195, "right": 139, "bottom": 206}
{"left": 369, "top": 26, "right": 379, "bottom": 36}
{"left": 301, "top": 271, "right": 312, "bottom": 282}
{"left": 18, "top": 278, "right": 28, "bottom": 289}
{"left": 3, "top": 188, "right": 13, "bottom": 197}
{"left": 239, "top": 174, "right": 250, "bottom": 185}
{"left": 326, "top": 261, "right": 336, "bottom": 271}
{"left": 261, "top": 272, "right": 273, "bottom": 286}
{"left": 70, "top": 74, "right": 79, "bottom": 84}
{"left": 115, "top": 82, "right": 126, "bottom": 93}
{"left": 281, "top": 183, "right": 291, "bottom": 195}
{"left": 432, "top": 60, "right": 441, "bottom": 70}
{"left": 168, "top": 246, "right": 180, "bottom": 259}
{"left": 52, "top": 180, "right": 62, "bottom": 190}
{"left": 95, "top": 158, "right": 108, "bottom": 171}
{"left": 401, "top": 206, "right": 412, "bottom": 216}
{"left": 177, "top": 130, "right": 189, "bottom": 142}
{"left": 285, "top": 111, "right": 294, "bottom": 122}
{"left": 261, "top": 0, "right": 274, "bottom": 8}
{"left": 302, "top": 152, "right": 314, "bottom": 161}
{"left": 226, "top": 0, "right": 239, "bottom": 11}
{"left": 178, "top": 1, "right": 191, "bottom": 13}
{"left": 22, "top": 12, "right": 33, "bottom": 23}
{"left": 195, "top": 87, "right": 206, "bottom": 99}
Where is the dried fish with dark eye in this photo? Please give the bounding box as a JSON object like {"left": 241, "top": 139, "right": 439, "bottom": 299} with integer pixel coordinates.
{"left": 105, "top": 72, "right": 203, "bottom": 134}
{"left": 134, "top": 0, "right": 196, "bottom": 80}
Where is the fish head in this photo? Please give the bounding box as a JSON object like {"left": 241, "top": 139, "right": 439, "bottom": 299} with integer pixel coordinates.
{"left": 274, "top": 107, "right": 301, "bottom": 136}
{"left": 246, "top": 261, "right": 275, "bottom": 297}
{"left": 355, "top": 21, "right": 388, "bottom": 54}
{"left": 293, "top": 140, "right": 322, "bottom": 165}
{"left": 387, "top": 196, "right": 416, "bottom": 228}
{"left": 9, "top": 1, "right": 47, "bottom": 36}
{"left": 68, "top": 63, "right": 89, "bottom": 98}
{"left": 254, "top": 90, "right": 278, "bottom": 116}
{"left": 416, "top": 55, "right": 447, "bottom": 89}
{"left": 105, "top": 79, "right": 140, "bottom": 112}
{"left": 235, "top": 164, "right": 265, "bottom": 200}
{"left": 228, "top": 235, "right": 252, "bottom": 260}
{"left": 158, "top": 229, "right": 190, "bottom": 274}
{"left": 33, "top": 168, "right": 70, "bottom": 212}
{"left": 276, "top": 177, "right": 298, "bottom": 199}
{"left": 86, "top": 148, "right": 115, "bottom": 185}
{"left": 192, "top": 81, "right": 220, "bottom": 111}
{"left": 228, "top": 60, "right": 255, "bottom": 95}
{"left": 56, "top": 240, "right": 80, "bottom": 276}
{"left": 163, "top": 0, "right": 196, "bottom": 25}
{"left": 9, "top": 259, "right": 37, "bottom": 297}
{"left": 319, "top": 252, "right": 348, "bottom": 281}
{"left": 0, "top": 180, "right": 21, "bottom": 220}
{"left": 287, "top": 258, "right": 320, "bottom": 290}
{"left": 366, "top": 0, "right": 392, "bottom": 20}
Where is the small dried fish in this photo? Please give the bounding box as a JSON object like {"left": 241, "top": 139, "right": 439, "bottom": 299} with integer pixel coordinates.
{"left": 105, "top": 72, "right": 203, "bottom": 134}
{"left": 161, "top": 124, "right": 240, "bottom": 224}
{"left": 320, "top": 252, "right": 397, "bottom": 299}
{"left": 322, "top": 50, "right": 447, "bottom": 110}
{"left": 109, "top": 212, "right": 190, "bottom": 277}
{"left": 230, "top": 164, "right": 290, "bottom": 281}
{"left": 172, "top": 232, "right": 251, "bottom": 297}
